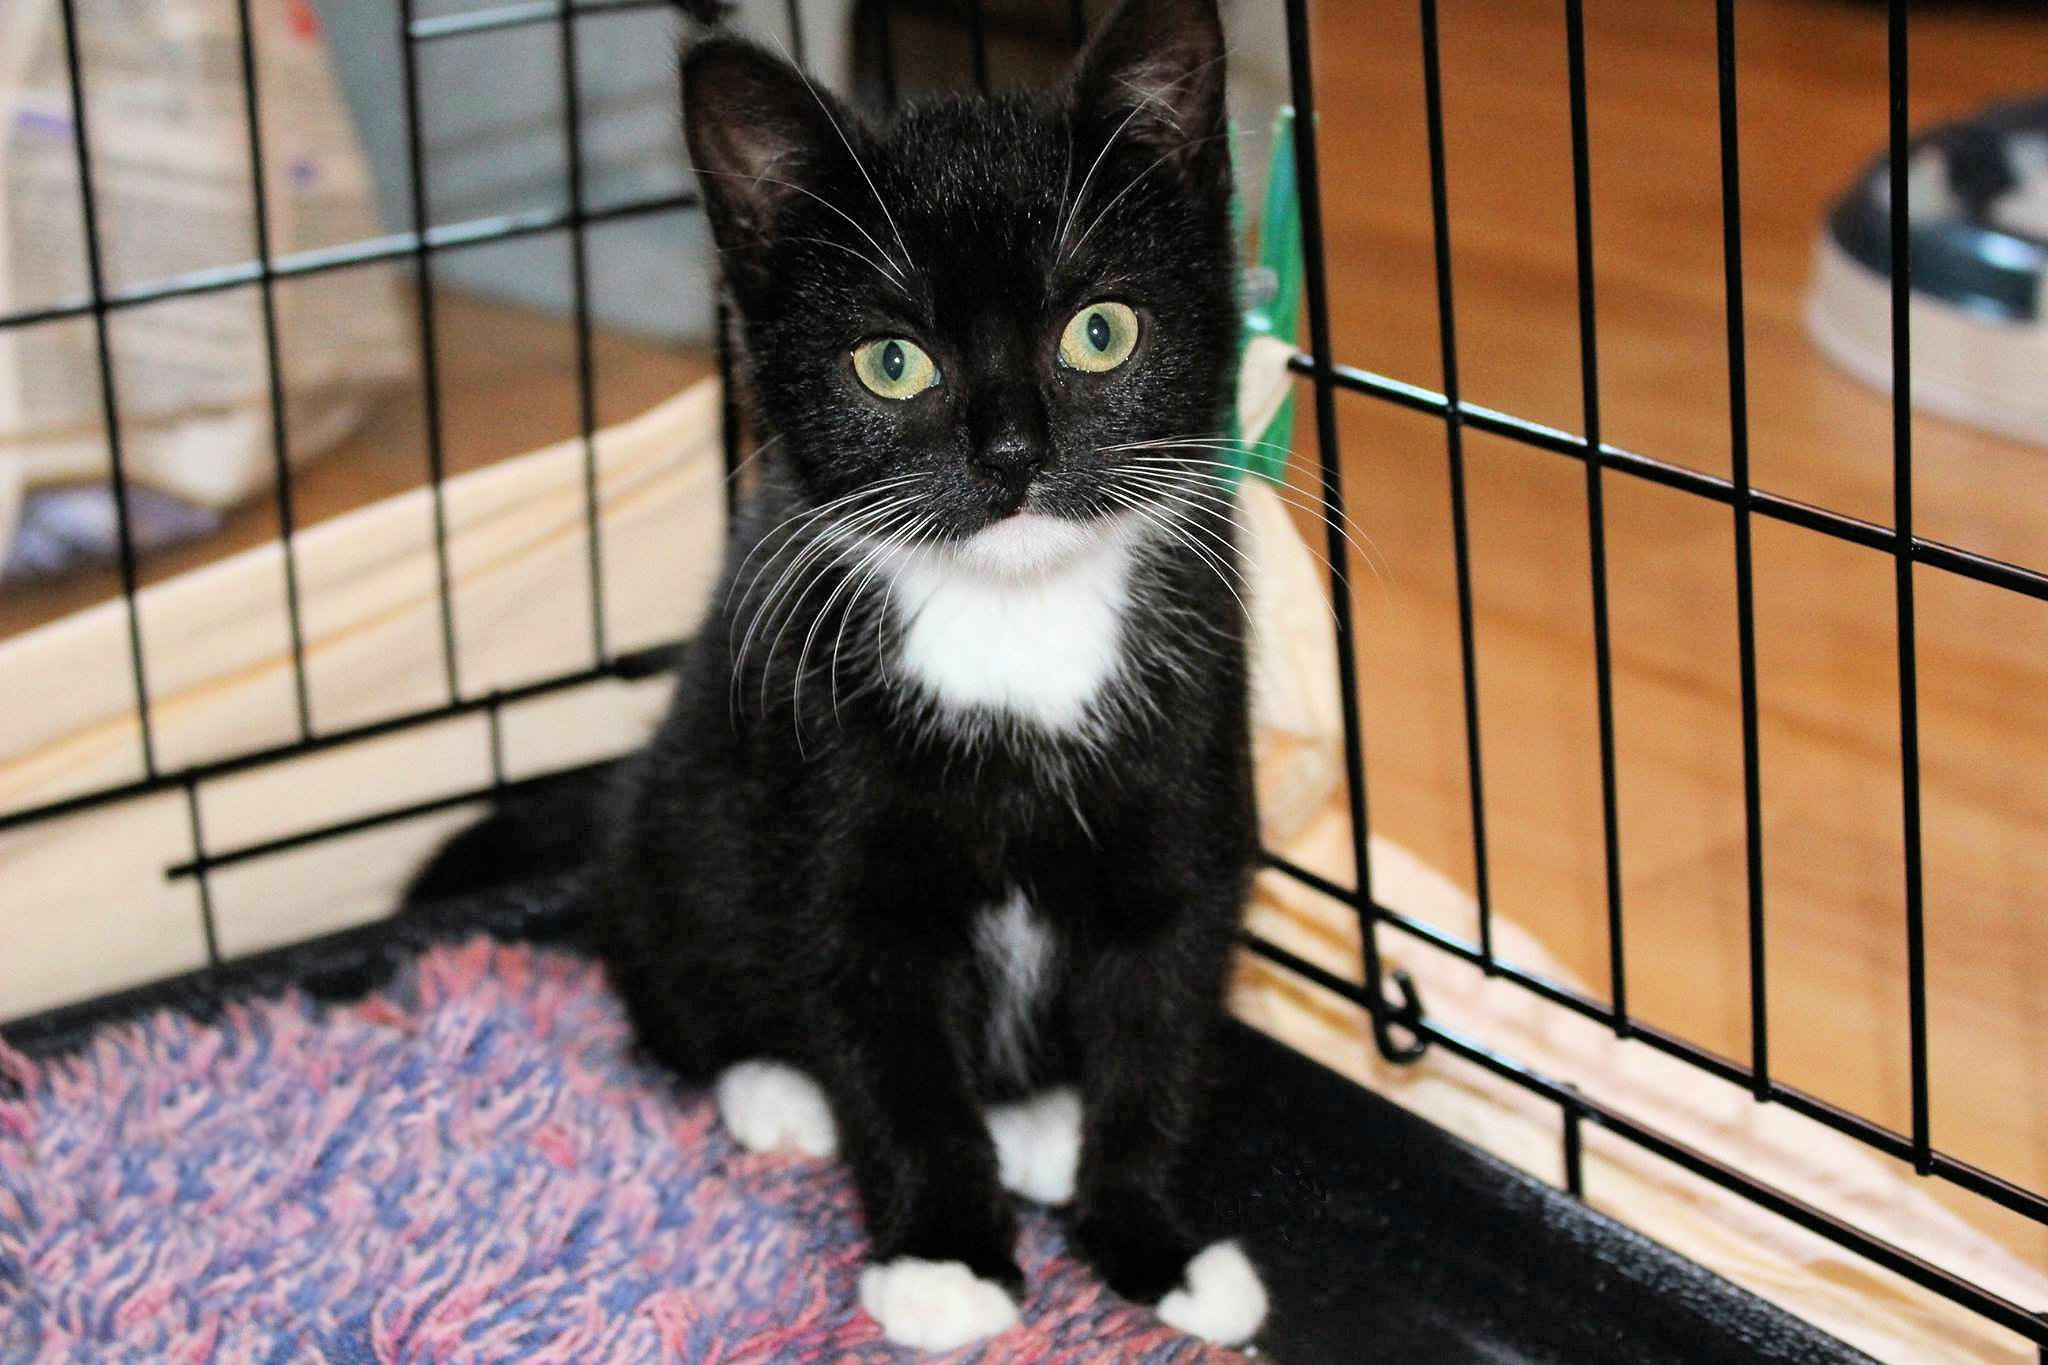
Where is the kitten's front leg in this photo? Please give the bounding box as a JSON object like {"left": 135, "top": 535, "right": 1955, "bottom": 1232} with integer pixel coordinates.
{"left": 1069, "top": 920, "right": 1269, "bottom": 1346}
{"left": 815, "top": 972, "right": 1025, "bottom": 1352}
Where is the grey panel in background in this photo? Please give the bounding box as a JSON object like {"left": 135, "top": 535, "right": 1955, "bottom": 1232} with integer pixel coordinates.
{"left": 311, "top": 0, "right": 722, "bottom": 345}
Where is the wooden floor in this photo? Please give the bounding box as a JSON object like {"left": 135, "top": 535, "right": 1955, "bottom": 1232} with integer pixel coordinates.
{"left": 1, "top": 0, "right": 2039, "bottom": 1272}
{"left": 1287, "top": 0, "right": 2048, "bottom": 1265}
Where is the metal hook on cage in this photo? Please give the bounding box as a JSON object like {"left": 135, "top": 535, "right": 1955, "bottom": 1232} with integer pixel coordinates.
{"left": 1369, "top": 967, "right": 1431, "bottom": 1065}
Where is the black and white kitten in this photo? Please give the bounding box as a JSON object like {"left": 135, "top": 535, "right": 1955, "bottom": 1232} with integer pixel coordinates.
{"left": 594, "top": 0, "right": 1266, "bottom": 1348}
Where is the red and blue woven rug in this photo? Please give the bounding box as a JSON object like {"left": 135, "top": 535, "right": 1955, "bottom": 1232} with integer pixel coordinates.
{"left": 0, "top": 938, "right": 1247, "bottom": 1363}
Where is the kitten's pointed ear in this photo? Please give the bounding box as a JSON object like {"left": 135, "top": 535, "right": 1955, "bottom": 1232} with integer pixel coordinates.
{"left": 1071, "top": 0, "right": 1228, "bottom": 176}
{"left": 682, "top": 38, "right": 861, "bottom": 267}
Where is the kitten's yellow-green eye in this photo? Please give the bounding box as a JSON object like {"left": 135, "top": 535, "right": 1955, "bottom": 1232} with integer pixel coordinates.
{"left": 852, "top": 337, "right": 938, "bottom": 399}
{"left": 1058, "top": 302, "right": 1139, "bottom": 373}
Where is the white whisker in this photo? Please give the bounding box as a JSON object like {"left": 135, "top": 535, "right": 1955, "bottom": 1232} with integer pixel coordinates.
{"left": 730, "top": 489, "right": 923, "bottom": 721}
{"left": 1111, "top": 472, "right": 1343, "bottom": 623}
{"left": 1116, "top": 469, "right": 1331, "bottom": 562}
{"left": 784, "top": 236, "right": 913, "bottom": 296}
{"left": 725, "top": 432, "right": 785, "bottom": 489}
{"left": 1113, "top": 476, "right": 1310, "bottom": 598}
{"left": 1099, "top": 485, "right": 1255, "bottom": 631}
{"left": 1063, "top": 128, "right": 1235, "bottom": 263}
{"left": 791, "top": 501, "right": 928, "bottom": 735}
{"left": 695, "top": 167, "right": 907, "bottom": 285}
{"left": 830, "top": 511, "right": 939, "bottom": 717}
{"left": 727, "top": 474, "right": 922, "bottom": 615}
{"left": 1163, "top": 472, "right": 1393, "bottom": 589}
{"left": 769, "top": 35, "right": 914, "bottom": 273}
{"left": 1056, "top": 54, "right": 1230, "bottom": 268}
{"left": 1094, "top": 433, "right": 1296, "bottom": 457}
{"left": 743, "top": 494, "right": 917, "bottom": 666}
{"left": 1101, "top": 447, "right": 1393, "bottom": 583}
{"left": 753, "top": 495, "right": 924, "bottom": 714}
{"left": 1053, "top": 98, "right": 1154, "bottom": 265}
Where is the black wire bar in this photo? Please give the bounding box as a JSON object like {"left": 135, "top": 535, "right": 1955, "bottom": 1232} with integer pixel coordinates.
{"left": 53, "top": 0, "right": 158, "bottom": 779}
{"left": 409, "top": 0, "right": 668, "bottom": 44}
{"left": 875, "top": 1, "right": 900, "bottom": 106}
{"left": 967, "top": 0, "right": 991, "bottom": 92}
{"left": 1561, "top": 1091, "right": 1586, "bottom": 1198}
{"left": 1283, "top": 0, "right": 1422, "bottom": 1064}
{"left": 555, "top": 0, "right": 610, "bottom": 665}
{"left": 231, "top": 0, "right": 314, "bottom": 740}
{"left": 1559, "top": 0, "right": 1628, "bottom": 1032}
{"left": 0, "top": 194, "right": 697, "bottom": 336}
{"left": 398, "top": 0, "right": 468, "bottom": 703}
{"left": 786, "top": 0, "right": 809, "bottom": 69}
{"left": 181, "top": 778, "right": 223, "bottom": 969}
{"left": 487, "top": 696, "right": 510, "bottom": 790}
{"left": 1714, "top": 0, "right": 1771, "bottom": 1099}
{"left": 1414, "top": 0, "right": 1496, "bottom": 972}
{"left": 1886, "top": 0, "right": 1933, "bottom": 1180}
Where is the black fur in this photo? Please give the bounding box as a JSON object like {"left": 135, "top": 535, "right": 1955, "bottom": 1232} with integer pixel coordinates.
{"left": 595, "top": 0, "right": 1252, "bottom": 1312}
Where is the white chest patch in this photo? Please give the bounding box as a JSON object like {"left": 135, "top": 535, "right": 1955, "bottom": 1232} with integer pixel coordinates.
{"left": 974, "top": 890, "right": 1058, "bottom": 1080}
{"left": 886, "top": 515, "right": 1137, "bottom": 735}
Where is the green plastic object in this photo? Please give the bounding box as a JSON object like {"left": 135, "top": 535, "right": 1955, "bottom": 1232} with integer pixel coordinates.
{"left": 1228, "top": 106, "right": 1303, "bottom": 487}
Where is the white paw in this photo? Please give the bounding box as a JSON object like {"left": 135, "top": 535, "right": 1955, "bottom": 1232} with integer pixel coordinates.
{"left": 714, "top": 1059, "right": 838, "bottom": 1159}
{"left": 859, "top": 1257, "right": 1020, "bottom": 1352}
{"left": 1156, "top": 1240, "right": 1268, "bottom": 1346}
{"left": 985, "top": 1086, "right": 1081, "bottom": 1205}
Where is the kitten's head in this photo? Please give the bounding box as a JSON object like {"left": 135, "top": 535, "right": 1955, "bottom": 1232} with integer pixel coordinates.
{"left": 684, "top": 0, "right": 1237, "bottom": 579}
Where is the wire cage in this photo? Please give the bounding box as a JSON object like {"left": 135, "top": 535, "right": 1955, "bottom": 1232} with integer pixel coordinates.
{"left": 0, "top": 0, "right": 2043, "bottom": 1359}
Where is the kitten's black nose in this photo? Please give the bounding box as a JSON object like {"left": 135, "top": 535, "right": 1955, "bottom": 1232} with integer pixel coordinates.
{"left": 968, "top": 388, "right": 1049, "bottom": 500}
{"left": 971, "top": 435, "right": 1045, "bottom": 495}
